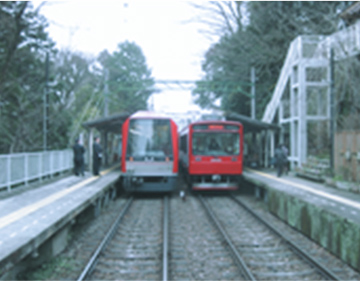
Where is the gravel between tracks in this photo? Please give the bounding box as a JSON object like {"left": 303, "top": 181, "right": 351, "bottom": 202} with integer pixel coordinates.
{"left": 89, "top": 198, "right": 163, "bottom": 280}
{"left": 169, "top": 196, "right": 242, "bottom": 280}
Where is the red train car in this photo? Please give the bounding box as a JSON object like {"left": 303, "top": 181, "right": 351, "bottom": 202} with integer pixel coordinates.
{"left": 179, "top": 120, "right": 243, "bottom": 191}
{"left": 121, "top": 111, "right": 178, "bottom": 192}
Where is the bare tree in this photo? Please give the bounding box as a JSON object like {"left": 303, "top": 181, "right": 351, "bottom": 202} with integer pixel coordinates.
{"left": 190, "top": 1, "right": 244, "bottom": 40}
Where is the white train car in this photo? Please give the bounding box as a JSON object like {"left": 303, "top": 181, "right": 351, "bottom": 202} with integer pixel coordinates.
{"left": 121, "top": 111, "right": 179, "bottom": 192}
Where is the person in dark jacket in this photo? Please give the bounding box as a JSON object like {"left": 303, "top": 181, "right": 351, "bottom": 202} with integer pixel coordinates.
{"left": 282, "top": 144, "right": 289, "bottom": 175}
{"left": 73, "top": 138, "right": 85, "bottom": 176}
{"left": 93, "top": 137, "right": 102, "bottom": 176}
{"left": 275, "top": 144, "right": 286, "bottom": 177}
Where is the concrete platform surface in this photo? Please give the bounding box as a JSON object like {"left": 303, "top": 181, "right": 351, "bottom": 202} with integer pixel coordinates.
{"left": 244, "top": 168, "right": 360, "bottom": 224}
{"left": 0, "top": 166, "right": 120, "bottom": 276}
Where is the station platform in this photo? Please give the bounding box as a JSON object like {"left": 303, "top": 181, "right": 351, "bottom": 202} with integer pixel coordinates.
{"left": 0, "top": 166, "right": 121, "bottom": 278}
{"left": 242, "top": 168, "right": 360, "bottom": 271}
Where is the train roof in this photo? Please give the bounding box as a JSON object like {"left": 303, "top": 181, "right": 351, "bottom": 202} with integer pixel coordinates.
{"left": 179, "top": 120, "right": 242, "bottom": 136}
{"left": 190, "top": 120, "right": 242, "bottom": 126}
{"left": 129, "top": 110, "right": 172, "bottom": 120}
{"left": 82, "top": 111, "right": 175, "bottom": 134}
{"left": 178, "top": 111, "right": 280, "bottom": 135}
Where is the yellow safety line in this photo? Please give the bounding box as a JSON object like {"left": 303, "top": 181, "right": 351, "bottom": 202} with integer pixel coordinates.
{"left": 0, "top": 166, "right": 118, "bottom": 230}
{"left": 246, "top": 168, "right": 360, "bottom": 210}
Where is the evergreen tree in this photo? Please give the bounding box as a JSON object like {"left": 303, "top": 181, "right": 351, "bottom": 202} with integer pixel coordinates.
{"left": 0, "top": 2, "right": 55, "bottom": 153}
{"left": 99, "top": 41, "right": 156, "bottom": 115}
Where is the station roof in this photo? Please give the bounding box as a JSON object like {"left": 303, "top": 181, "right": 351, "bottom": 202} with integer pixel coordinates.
{"left": 340, "top": 2, "right": 360, "bottom": 25}
{"left": 82, "top": 112, "right": 130, "bottom": 134}
{"left": 225, "top": 112, "right": 281, "bottom": 133}
{"left": 82, "top": 110, "right": 280, "bottom": 135}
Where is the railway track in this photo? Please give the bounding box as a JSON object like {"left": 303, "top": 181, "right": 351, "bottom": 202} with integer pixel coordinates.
{"left": 77, "top": 196, "right": 169, "bottom": 281}
{"left": 199, "top": 194, "right": 341, "bottom": 280}
{"left": 169, "top": 194, "right": 243, "bottom": 280}
{"left": 26, "top": 193, "right": 360, "bottom": 280}
{"left": 77, "top": 195, "right": 245, "bottom": 280}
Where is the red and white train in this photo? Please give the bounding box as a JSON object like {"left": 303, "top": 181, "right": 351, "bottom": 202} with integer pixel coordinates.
{"left": 179, "top": 120, "right": 243, "bottom": 191}
{"left": 121, "top": 111, "right": 178, "bottom": 192}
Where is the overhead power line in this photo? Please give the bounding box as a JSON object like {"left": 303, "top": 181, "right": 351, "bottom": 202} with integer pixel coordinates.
{"left": 106, "top": 79, "right": 254, "bottom": 97}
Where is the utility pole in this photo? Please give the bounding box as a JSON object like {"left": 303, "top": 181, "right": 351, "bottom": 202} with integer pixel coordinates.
{"left": 329, "top": 48, "right": 335, "bottom": 177}
{"left": 103, "top": 68, "right": 109, "bottom": 167}
{"left": 43, "top": 52, "right": 49, "bottom": 151}
{"left": 251, "top": 67, "right": 256, "bottom": 119}
{"left": 104, "top": 68, "right": 109, "bottom": 117}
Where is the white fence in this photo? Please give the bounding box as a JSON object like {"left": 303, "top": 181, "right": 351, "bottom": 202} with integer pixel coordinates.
{"left": 0, "top": 150, "right": 73, "bottom": 192}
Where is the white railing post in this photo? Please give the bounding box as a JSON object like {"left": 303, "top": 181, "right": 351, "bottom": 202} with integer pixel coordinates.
{"left": 65, "top": 150, "right": 68, "bottom": 172}
{"left": 50, "top": 151, "right": 53, "bottom": 178}
{"left": 69, "top": 150, "right": 73, "bottom": 172}
{"left": 24, "top": 153, "right": 28, "bottom": 186}
{"left": 1, "top": 149, "right": 72, "bottom": 192}
{"left": 60, "top": 151, "right": 63, "bottom": 174}
{"left": 7, "top": 155, "right": 11, "bottom": 192}
{"left": 38, "top": 153, "right": 40, "bottom": 182}
{"left": 40, "top": 152, "right": 43, "bottom": 182}
{"left": 356, "top": 21, "right": 360, "bottom": 54}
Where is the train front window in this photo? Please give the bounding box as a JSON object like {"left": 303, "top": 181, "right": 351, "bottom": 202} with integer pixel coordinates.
{"left": 127, "top": 119, "right": 172, "bottom": 159}
{"left": 192, "top": 132, "right": 240, "bottom": 156}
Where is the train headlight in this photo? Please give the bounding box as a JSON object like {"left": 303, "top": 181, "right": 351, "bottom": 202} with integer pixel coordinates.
{"left": 212, "top": 174, "right": 221, "bottom": 182}
{"left": 131, "top": 177, "right": 143, "bottom": 186}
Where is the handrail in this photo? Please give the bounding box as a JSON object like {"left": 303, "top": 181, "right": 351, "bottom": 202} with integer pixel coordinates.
{"left": 262, "top": 38, "right": 298, "bottom": 123}
{"left": 0, "top": 149, "right": 73, "bottom": 192}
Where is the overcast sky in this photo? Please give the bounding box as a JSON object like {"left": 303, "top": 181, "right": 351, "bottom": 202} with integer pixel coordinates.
{"left": 34, "top": 1, "right": 215, "bottom": 113}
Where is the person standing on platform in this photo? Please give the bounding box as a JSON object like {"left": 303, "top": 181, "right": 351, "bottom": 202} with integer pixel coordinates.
{"left": 93, "top": 136, "right": 102, "bottom": 176}
{"left": 73, "top": 138, "right": 85, "bottom": 176}
{"left": 282, "top": 143, "right": 289, "bottom": 175}
{"left": 275, "top": 144, "right": 286, "bottom": 177}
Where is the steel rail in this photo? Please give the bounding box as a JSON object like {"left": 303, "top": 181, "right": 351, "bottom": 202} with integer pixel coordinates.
{"left": 77, "top": 197, "right": 134, "bottom": 281}
{"left": 198, "top": 195, "right": 256, "bottom": 281}
{"left": 162, "top": 196, "right": 169, "bottom": 281}
{"left": 230, "top": 194, "right": 341, "bottom": 281}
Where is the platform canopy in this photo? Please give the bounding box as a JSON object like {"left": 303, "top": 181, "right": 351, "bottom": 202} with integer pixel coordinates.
{"left": 82, "top": 111, "right": 280, "bottom": 134}
{"left": 82, "top": 112, "right": 131, "bottom": 134}
{"left": 225, "top": 112, "right": 281, "bottom": 133}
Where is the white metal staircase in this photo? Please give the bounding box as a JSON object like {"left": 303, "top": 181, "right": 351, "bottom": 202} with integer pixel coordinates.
{"left": 262, "top": 20, "right": 360, "bottom": 124}
{"left": 261, "top": 38, "right": 298, "bottom": 123}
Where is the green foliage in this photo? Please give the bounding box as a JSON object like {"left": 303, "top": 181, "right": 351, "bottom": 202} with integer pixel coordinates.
{"left": 99, "top": 41, "right": 156, "bottom": 115}
{"left": 18, "top": 256, "right": 76, "bottom": 280}
{"left": 334, "top": 56, "right": 360, "bottom": 130}
{"left": 193, "top": 1, "right": 349, "bottom": 118}
{"left": 0, "top": 2, "right": 55, "bottom": 153}
{"left": 0, "top": 4, "right": 155, "bottom": 153}
{"left": 51, "top": 50, "right": 102, "bottom": 146}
